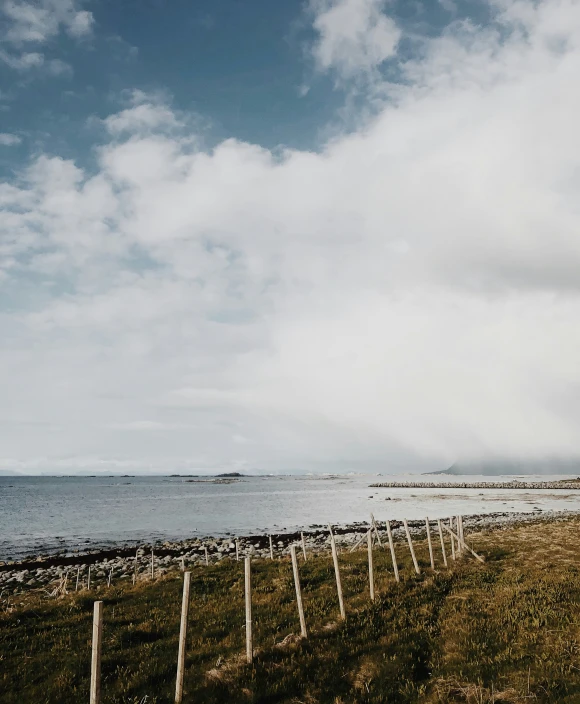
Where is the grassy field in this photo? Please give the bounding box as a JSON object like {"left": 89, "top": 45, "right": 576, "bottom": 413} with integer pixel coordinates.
{"left": 2, "top": 518, "right": 580, "bottom": 703}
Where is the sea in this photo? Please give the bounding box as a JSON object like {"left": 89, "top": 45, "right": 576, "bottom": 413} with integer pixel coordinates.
{"left": 1, "top": 473, "right": 579, "bottom": 562}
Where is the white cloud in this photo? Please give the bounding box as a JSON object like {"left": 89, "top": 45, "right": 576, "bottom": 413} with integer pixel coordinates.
{"left": 102, "top": 92, "right": 184, "bottom": 136}
{"left": 2, "top": 0, "right": 580, "bottom": 472}
{"left": 0, "top": 48, "right": 43, "bottom": 69}
{"left": 47, "top": 57, "right": 72, "bottom": 76}
{"left": 309, "top": 0, "right": 401, "bottom": 79}
{"left": 0, "top": 0, "right": 93, "bottom": 73}
{"left": 2, "top": 0, "right": 93, "bottom": 44}
{"left": 0, "top": 132, "right": 21, "bottom": 145}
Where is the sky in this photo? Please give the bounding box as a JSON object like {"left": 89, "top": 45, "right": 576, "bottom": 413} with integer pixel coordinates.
{"left": 1, "top": 0, "right": 580, "bottom": 475}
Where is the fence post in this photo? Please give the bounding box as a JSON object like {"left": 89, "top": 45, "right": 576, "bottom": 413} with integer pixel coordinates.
{"left": 425, "top": 517, "right": 435, "bottom": 569}
{"left": 450, "top": 518, "right": 456, "bottom": 560}
{"left": 204, "top": 546, "right": 209, "bottom": 567}
{"left": 269, "top": 535, "right": 274, "bottom": 560}
{"left": 370, "top": 513, "right": 383, "bottom": 547}
{"left": 301, "top": 532, "right": 307, "bottom": 561}
{"left": 90, "top": 601, "right": 103, "bottom": 704}
{"left": 328, "top": 525, "right": 345, "bottom": 619}
{"left": 236, "top": 539, "right": 240, "bottom": 562}
{"left": 107, "top": 567, "right": 113, "bottom": 588}
{"left": 133, "top": 550, "right": 138, "bottom": 585}
{"left": 403, "top": 519, "right": 420, "bottom": 574}
{"left": 367, "top": 530, "right": 375, "bottom": 601}
{"left": 245, "top": 557, "right": 252, "bottom": 663}
{"left": 151, "top": 549, "right": 155, "bottom": 580}
{"left": 87, "top": 565, "right": 91, "bottom": 590}
{"left": 175, "top": 571, "right": 191, "bottom": 704}
{"left": 290, "top": 545, "right": 307, "bottom": 637}
{"left": 437, "top": 519, "right": 448, "bottom": 567}
{"left": 75, "top": 566, "right": 80, "bottom": 592}
{"left": 385, "top": 520, "right": 400, "bottom": 582}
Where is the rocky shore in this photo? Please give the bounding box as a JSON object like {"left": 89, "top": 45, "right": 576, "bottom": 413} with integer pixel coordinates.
{"left": 369, "top": 481, "right": 580, "bottom": 489}
{"left": 1, "top": 510, "right": 577, "bottom": 598}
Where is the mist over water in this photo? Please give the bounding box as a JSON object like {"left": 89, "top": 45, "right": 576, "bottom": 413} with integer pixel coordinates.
{"left": 2, "top": 474, "right": 580, "bottom": 562}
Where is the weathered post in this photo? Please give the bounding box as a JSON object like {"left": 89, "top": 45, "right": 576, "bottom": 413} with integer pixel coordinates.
{"left": 75, "top": 566, "right": 80, "bottom": 592}
{"left": 204, "top": 546, "right": 209, "bottom": 567}
{"left": 328, "top": 525, "right": 346, "bottom": 619}
{"left": 367, "top": 530, "right": 375, "bottom": 601}
{"left": 107, "top": 567, "right": 113, "bottom": 588}
{"left": 133, "top": 550, "right": 138, "bottom": 585}
{"left": 370, "top": 513, "right": 383, "bottom": 547}
{"left": 175, "top": 572, "right": 191, "bottom": 704}
{"left": 301, "top": 532, "right": 307, "bottom": 561}
{"left": 437, "top": 519, "right": 448, "bottom": 567}
{"left": 290, "top": 545, "right": 307, "bottom": 637}
{"left": 385, "top": 520, "right": 400, "bottom": 582}
{"left": 269, "top": 535, "right": 274, "bottom": 560}
{"left": 450, "top": 518, "right": 456, "bottom": 560}
{"left": 403, "top": 519, "right": 420, "bottom": 574}
{"left": 425, "top": 517, "right": 435, "bottom": 569}
{"left": 151, "top": 549, "right": 155, "bottom": 580}
{"left": 90, "top": 601, "right": 103, "bottom": 704}
{"left": 87, "top": 565, "right": 91, "bottom": 590}
{"left": 245, "top": 557, "right": 252, "bottom": 663}
{"left": 236, "top": 539, "right": 240, "bottom": 562}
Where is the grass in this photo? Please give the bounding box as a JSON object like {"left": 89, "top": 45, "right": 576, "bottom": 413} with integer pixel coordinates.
{"left": 2, "top": 518, "right": 580, "bottom": 703}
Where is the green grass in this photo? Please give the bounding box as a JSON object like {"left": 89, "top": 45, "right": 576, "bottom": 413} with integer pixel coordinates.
{"left": 2, "top": 519, "right": 580, "bottom": 703}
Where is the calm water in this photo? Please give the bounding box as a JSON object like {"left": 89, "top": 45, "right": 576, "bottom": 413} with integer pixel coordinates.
{"left": 1, "top": 474, "right": 580, "bottom": 561}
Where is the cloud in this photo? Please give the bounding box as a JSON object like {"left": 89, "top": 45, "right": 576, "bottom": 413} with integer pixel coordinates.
{"left": 0, "top": 0, "right": 93, "bottom": 73}
{"left": 0, "top": 48, "right": 43, "bottom": 69}
{"left": 309, "top": 0, "right": 401, "bottom": 80}
{"left": 102, "top": 91, "right": 184, "bottom": 136}
{"left": 2, "top": 0, "right": 93, "bottom": 44}
{"left": 2, "top": 0, "right": 580, "bottom": 472}
{"left": 0, "top": 132, "right": 21, "bottom": 145}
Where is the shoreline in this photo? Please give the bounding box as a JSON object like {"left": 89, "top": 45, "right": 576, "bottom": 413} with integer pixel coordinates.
{"left": 369, "top": 480, "right": 580, "bottom": 489}
{"left": 2, "top": 509, "right": 579, "bottom": 596}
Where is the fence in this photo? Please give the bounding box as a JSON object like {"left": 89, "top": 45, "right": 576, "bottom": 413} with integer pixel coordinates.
{"left": 84, "top": 514, "right": 483, "bottom": 703}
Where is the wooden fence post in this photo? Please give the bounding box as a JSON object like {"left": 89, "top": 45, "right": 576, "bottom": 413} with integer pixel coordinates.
{"left": 175, "top": 571, "right": 191, "bottom": 704}
{"left": 425, "top": 517, "right": 435, "bottom": 569}
{"left": 301, "top": 532, "right": 307, "bottom": 561}
{"left": 107, "top": 567, "right": 113, "bottom": 588}
{"left": 450, "top": 518, "right": 456, "bottom": 560}
{"left": 367, "top": 530, "right": 375, "bottom": 601}
{"left": 290, "top": 545, "right": 307, "bottom": 637}
{"left": 328, "top": 525, "right": 346, "bottom": 619}
{"left": 151, "top": 549, "right": 155, "bottom": 580}
{"left": 385, "top": 520, "right": 400, "bottom": 582}
{"left": 370, "top": 513, "right": 383, "bottom": 547}
{"left": 180, "top": 556, "right": 185, "bottom": 572}
{"left": 269, "top": 535, "right": 274, "bottom": 560}
{"left": 90, "top": 601, "right": 103, "bottom": 704}
{"left": 403, "top": 519, "right": 420, "bottom": 575}
{"left": 133, "top": 550, "right": 138, "bottom": 585}
{"left": 87, "top": 565, "right": 91, "bottom": 590}
{"left": 437, "top": 519, "right": 448, "bottom": 567}
{"left": 204, "top": 547, "right": 209, "bottom": 567}
{"left": 245, "top": 557, "right": 252, "bottom": 663}
{"left": 236, "top": 539, "right": 240, "bottom": 562}
{"left": 75, "top": 566, "right": 80, "bottom": 592}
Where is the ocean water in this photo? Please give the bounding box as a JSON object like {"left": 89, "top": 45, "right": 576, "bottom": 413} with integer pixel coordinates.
{"left": 1, "top": 473, "right": 579, "bottom": 561}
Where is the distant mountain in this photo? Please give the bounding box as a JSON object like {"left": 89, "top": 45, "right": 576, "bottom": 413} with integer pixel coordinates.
{"left": 426, "top": 459, "right": 580, "bottom": 476}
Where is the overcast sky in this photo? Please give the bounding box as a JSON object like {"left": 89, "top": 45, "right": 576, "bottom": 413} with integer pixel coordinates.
{"left": 1, "top": 0, "right": 580, "bottom": 475}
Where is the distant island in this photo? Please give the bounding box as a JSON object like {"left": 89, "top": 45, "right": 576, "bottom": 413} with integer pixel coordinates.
{"left": 216, "top": 472, "right": 244, "bottom": 477}
{"left": 426, "top": 459, "right": 580, "bottom": 476}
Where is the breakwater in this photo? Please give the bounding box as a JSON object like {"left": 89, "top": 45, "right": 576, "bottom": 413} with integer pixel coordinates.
{"left": 369, "top": 481, "right": 580, "bottom": 489}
